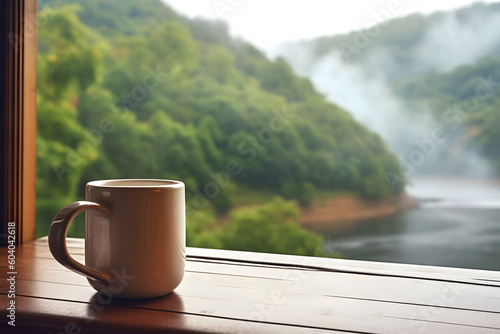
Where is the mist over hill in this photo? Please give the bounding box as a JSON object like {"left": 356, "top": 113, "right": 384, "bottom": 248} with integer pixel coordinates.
{"left": 273, "top": 2, "right": 500, "bottom": 178}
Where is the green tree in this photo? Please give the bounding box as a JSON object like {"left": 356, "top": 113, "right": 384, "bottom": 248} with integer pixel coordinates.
{"left": 219, "top": 197, "right": 326, "bottom": 256}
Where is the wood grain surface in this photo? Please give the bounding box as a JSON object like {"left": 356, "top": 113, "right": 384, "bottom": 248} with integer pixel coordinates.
{"left": 0, "top": 237, "right": 499, "bottom": 333}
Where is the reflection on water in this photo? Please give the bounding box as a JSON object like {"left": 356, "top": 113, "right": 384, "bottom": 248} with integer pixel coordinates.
{"left": 324, "top": 178, "right": 500, "bottom": 271}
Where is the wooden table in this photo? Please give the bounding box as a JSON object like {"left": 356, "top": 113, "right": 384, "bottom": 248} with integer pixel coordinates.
{"left": 1, "top": 237, "right": 499, "bottom": 333}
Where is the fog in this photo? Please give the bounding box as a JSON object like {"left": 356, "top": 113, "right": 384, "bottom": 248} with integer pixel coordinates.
{"left": 416, "top": 7, "right": 500, "bottom": 72}
{"left": 272, "top": 4, "right": 500, "bottom": 178}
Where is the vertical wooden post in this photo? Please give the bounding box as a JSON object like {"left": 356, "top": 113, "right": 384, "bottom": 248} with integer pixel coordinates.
{"left": 1, "top": 0, "right": 37, "bottom": 246}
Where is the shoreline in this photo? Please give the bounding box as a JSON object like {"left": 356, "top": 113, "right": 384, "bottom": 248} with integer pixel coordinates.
{"left": 300, "top": 193, "right": 416, "bottom": 233}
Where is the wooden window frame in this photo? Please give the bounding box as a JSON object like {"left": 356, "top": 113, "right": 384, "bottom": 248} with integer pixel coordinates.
{"left": 1, "top": 0, "right": 37, "bottom": 246}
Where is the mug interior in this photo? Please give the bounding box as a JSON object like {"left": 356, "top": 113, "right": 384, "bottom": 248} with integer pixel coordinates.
{"left": 87, "top": 179, "right": 183, "bottom": 188}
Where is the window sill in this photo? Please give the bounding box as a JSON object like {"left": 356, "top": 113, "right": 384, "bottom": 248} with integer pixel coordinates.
{"left": 1, "top": 238, "right": 499, "bottom": 333}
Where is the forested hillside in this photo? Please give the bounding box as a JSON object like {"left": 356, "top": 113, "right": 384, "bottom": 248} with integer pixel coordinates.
{"left": 36, "top": 0, "right": 403, "bottom": 255}
{"left": 277, "top": 3, "right": 500, "bottom": 81}
{"left": 275, "top": 2, "right": 500, "bottom": 178}
{"left": 395, "top": 57, "right": 500, "bottom": 173}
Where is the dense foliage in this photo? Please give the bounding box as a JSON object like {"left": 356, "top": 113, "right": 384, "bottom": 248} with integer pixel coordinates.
{"left": 36, "top": 0, "right": 403, "bottom": 255}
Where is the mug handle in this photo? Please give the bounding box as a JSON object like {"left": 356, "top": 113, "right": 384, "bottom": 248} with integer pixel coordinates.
{"left": 49, "top": 201, "right": 111, "bottom": 284}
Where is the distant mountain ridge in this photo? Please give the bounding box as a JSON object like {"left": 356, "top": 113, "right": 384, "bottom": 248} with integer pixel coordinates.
{"left": 274, "top": 2, "right": 500, "bottom": 177}
{"left": 276, "top": 2, "right": 500, "bottom": 82}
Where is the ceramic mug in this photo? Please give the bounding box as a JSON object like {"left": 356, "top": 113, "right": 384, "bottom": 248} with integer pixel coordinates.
{"left": 48, "top": 179, "right": 185, "bottom": 299}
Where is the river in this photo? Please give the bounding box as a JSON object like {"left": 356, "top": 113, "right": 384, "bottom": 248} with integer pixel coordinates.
{"left": 323, "top": 178, "right": 500, "bottom": 271}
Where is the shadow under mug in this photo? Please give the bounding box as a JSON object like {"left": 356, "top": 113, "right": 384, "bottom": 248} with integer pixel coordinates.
{"left": 48, "top": 179, "right": 185, "bottom": 299}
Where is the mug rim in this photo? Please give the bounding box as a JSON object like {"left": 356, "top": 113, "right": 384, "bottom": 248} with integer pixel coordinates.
{"left": 87, "top": 179, "right": 184, "bottom": 189}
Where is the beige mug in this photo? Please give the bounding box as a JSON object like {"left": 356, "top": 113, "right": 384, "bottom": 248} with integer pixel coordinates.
{"left": 48, "top": 179, "right": 185, "bottom": 299}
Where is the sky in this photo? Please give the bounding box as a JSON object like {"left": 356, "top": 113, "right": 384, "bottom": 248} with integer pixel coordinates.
{"left": 164, "top": 0, "right": 500, "bottom": 50}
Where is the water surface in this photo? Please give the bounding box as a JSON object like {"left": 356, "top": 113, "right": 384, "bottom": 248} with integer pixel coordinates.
{"left": 324, "top": 178, "right": 500, "bottom": 271}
